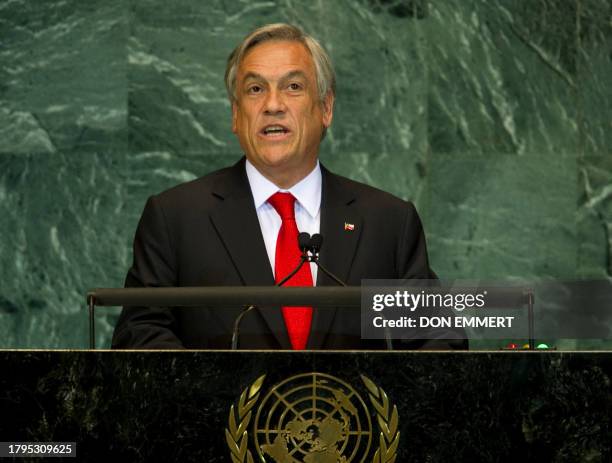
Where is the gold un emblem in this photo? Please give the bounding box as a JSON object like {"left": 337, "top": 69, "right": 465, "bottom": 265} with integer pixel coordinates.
{"left": 225, "top": 372, "right": 400, "bottom": 462}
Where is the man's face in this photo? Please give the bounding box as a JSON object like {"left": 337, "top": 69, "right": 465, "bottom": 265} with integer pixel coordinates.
{"left": 232, "top": 40, "right": 334, "bottom": 187}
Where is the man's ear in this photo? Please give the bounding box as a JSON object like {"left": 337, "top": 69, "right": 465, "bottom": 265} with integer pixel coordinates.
{"left": 321, "top": 92, "right": 335, "bottom": 128}
{"left": 231, "top": 102, "right": 238, "bottom": 133}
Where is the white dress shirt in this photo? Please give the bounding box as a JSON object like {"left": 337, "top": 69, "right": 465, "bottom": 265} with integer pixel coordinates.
{"left": 245, "top": 159, "right": 321, "bottom": 284}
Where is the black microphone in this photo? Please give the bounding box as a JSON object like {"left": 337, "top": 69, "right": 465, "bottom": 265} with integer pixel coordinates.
{"left": 309, "top": 233, "right": 323, "bottom": 254}
{"left": 298, "top": 232, "right": 312, "bottom": 254}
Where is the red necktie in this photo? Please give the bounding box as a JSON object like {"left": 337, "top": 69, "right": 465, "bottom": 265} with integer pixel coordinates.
{"left": 268, "top": 192, "right": 313, "bottom": 350}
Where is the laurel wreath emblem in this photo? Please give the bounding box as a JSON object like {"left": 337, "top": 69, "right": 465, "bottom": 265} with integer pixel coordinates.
{"left": 225, "top": 373, "right": 399, "bottom": 463}
{"left": 225, "top": 374, "right": 265, "bottom": 463}
{"left": 361, "top": 375, "right": 400, "bottom": 463}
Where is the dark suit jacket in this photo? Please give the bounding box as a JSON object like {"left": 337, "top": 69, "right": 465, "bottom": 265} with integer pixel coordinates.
{"left": 111, "top": 158, "right": 465, "bottom": 350}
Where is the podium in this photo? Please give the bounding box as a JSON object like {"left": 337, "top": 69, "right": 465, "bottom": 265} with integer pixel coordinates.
{"left": 15, "top": 287, "right": 597, "bottom": 460}
{"left": 0, "top": 350, "right": 610, "bottom": 460}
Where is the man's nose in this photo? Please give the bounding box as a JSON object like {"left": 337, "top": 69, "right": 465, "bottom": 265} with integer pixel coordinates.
{"left": 263, "top": 88, "right": 286, "bottom": 114}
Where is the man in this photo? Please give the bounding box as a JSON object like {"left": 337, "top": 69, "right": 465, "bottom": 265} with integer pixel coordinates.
{"left": 112, "top": 23, "right": 464, "bottom": 350}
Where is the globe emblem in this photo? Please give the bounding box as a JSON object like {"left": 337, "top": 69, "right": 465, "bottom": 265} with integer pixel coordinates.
{"left": 253, "top": 372, "right": 372, "bottom": 462}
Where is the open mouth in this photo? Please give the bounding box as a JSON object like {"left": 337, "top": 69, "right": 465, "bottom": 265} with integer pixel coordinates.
{"left": 260, "top": 124, "right": 291, "bottom": 138}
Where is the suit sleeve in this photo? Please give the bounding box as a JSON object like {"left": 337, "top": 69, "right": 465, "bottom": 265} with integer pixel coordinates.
{"left": 395, "top": 203, "right": 468, "bottom": 350}
{"left": 111, "top": 196, "right": 185, "bottom": 349}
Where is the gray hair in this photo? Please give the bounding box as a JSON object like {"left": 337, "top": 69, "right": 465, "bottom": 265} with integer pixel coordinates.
{"left": 225, "top": 23, "right": 336, "bottom": 105}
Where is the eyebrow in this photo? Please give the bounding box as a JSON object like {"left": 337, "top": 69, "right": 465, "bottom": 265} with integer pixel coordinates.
{"left": 242, "top": 70, "right": 308, "bottom": 84}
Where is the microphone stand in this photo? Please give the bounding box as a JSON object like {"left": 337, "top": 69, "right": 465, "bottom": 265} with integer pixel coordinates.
{"left": 276, "top": 233, "right": 312, "bottom": 287}
{"left": 231, "top": 235, "right": 312, "bottom": 350}
{"left": 307, "top": 233, "right": 346, "bottom": 287}
{"left": 309, "top": 253, "right": 346, "bottom": 287}
{"left": 276, "top": 255, "right": 310, "bottom": 287}
{"left": 231, "top": 304, "right": 257, "bottom": 350}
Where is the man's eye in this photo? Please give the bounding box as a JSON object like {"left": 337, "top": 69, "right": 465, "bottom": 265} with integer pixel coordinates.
{"left": 288, "top": 83, "right": 302, "bottom": 91}
{"left": 248, "top": 85, "right": 263, "bottom": 94}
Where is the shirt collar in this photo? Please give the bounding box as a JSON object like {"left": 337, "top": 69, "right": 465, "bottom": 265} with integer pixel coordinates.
{"left": 245, "top": 159, "right": 322, "bottom": 219}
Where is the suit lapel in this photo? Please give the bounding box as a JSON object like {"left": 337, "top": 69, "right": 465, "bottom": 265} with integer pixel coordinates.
{"left": 308, "top": 166, "right": 363, "bottom": 349}
{"left": 209, "top": 159, "right": 291, "bottom": 349}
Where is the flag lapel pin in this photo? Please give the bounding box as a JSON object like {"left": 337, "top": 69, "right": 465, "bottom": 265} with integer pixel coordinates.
{"left": 344, "top": 222, "right": 355, "bottom": 231}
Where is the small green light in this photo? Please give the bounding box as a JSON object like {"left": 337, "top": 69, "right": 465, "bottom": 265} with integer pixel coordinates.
{"left": 536, "top": 343, "right": 549, "bottom": 349}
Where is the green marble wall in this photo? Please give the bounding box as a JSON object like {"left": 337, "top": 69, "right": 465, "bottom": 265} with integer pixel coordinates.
{"left": 0, "top": 0, "right": 610, "bottom": 348}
